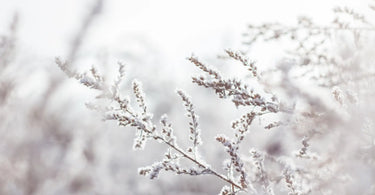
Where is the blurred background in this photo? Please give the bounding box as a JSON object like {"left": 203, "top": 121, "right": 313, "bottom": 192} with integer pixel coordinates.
{"left": 0, "top": 0, "right": 374, "bottom": 194}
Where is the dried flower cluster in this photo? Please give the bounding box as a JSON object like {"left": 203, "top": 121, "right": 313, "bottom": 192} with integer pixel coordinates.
{"left": 1, "top": 1, "right": 374, "bottom": 193}
{"left": 52, "top": 1, "right": 375, "bottom": 194}
{"left": 56, "top": 57, "right": 246, "bottom": 192}
{"left": 191, "top": 53, "right": 279, "bottom": 113}
{"left": 56, "top": 3, "right": 374, "bottom": 195}
{"left": 244, "top": 4, "right": 375, "bottom": 89}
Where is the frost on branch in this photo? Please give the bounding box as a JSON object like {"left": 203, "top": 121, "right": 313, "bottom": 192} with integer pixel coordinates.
{"left": 56, "top": 58, "right": 243, "bottom": 193}
{"left": 232, "top": 112, "right": 255, "bottom": 144}
{"left": 190, "top": 53, "right": 279, "bottom": 113}
{"left": 54, "top": 3, "right": 375, "bottom": 194}
{"left": 216, "top": 135, "right": 249, "bottom": 189}
{"left": 133, "top": 80, "right": 148, "bottom": 116}
{"left": 250, "top": 149, "right": 273, "bottom": 195}
{"left": 243, "top": 10, "right": 375, "bottom": 88}
{"left": 138, "top": 150, "right": 214, "bottom": 180}
{"left": 177, "top": 89, "right": 202, "bottom": 157}
{"left": 160, "top": 114, "right": 176, "bottom": 145}
{"left": 225, "top": 49, "right": 258, "bottom": 78}
{"left": 111, "top": 62, "right": 126, "bottom": 99}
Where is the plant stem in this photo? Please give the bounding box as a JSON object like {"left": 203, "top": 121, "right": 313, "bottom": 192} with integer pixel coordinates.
{"left": 154, "top": 136, "right": 243, "bottom": 190}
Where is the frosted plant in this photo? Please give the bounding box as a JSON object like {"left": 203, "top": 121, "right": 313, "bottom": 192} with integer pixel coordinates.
{"left": 56, "top": 44, "right": 289, "bottom": 194}
{"left": 0, "top": 1, "right": 112, "bottom": 194}
{"left": 56, "top": 58, "right": 243, "bottom": 193}
{"left": 0, "top": 14, "right": 17, "bottom": 105}
{"left": 240, "top": 2, "right": 375, "bottom": 194}
{"left": 243, "top": 4, "right": 375, "bottom": 88}
{"left": 56, "top": 1, "right": 375, "bottom": 194}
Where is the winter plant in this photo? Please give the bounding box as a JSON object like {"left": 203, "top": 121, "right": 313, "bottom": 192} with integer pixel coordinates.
{"left": 1, "top": 0, "right": 373, "bottom": 194}
{"left": 55, "top": 2, "right": 375, "bottom": 194}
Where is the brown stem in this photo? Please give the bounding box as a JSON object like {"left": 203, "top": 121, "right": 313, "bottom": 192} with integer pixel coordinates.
{"left": 121, "top": 100, "right": 243, "bottom": 190}
{"left": 154, "top": 136, "right": 243, "bottom": 190}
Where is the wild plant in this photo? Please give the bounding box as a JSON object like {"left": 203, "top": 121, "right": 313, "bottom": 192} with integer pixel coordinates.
{"left": 55, "top": 1, "right": 375, "bottom": 195}
{"left": 0, "top": 14, "right": 17, "bottom": 105}
{"left": 0, "top": 2, "right": 107, "bottom": 194}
